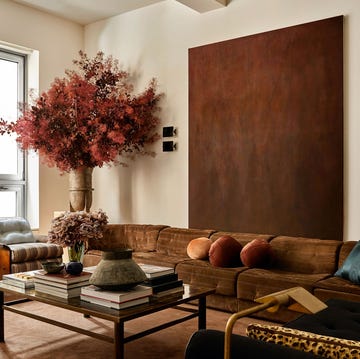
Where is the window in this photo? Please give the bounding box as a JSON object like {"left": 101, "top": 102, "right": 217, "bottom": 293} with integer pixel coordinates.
{"left": 0, "top": 50, "right": 26, "bottom": 217}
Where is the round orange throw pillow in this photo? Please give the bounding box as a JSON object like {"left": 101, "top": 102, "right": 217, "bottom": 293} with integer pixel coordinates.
{"left": 240, "top": 238, "right": 274, "bottom": 268}
{"left": 187, "top": 237, "right": 212, "bottom": 259}
{"left": 209, "top": 235, "right": 242, "bottom": 267}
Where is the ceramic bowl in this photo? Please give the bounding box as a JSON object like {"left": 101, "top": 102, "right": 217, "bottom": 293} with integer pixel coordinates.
{"left": 41, "top": 262, "right": 65, "bottom": 274}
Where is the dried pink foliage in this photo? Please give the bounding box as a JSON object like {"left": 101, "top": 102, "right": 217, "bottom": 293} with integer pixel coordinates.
{"left": 0, "top": 51, "right": 162, "bottom": 172}
{"left": 48, "top": 209, "right": 108, "bottom": 248}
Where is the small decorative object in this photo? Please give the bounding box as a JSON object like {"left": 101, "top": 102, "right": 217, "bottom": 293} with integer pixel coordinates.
{"left": 65, "top": 261, "right": 83, "bottom": 276}
{"left": 41, "top": 261, "right": 65, "bottom": 274}
{"left": 89, "top": 249, "right": 147, "bottom": 290}
{"left": 0, "top": 51, "right": 163, "bottom": 212}
{"left": 48, "top": 210, "right": 108, "bottom": 275}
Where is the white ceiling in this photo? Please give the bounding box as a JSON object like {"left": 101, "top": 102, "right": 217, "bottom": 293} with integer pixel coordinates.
{"left": 11, "top": 0, "right": 229, "bottom": 25}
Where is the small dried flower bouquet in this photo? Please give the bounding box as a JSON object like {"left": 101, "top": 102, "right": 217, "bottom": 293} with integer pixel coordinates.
{"left": 48, "top": 209, "right": 108, "bottom": 262}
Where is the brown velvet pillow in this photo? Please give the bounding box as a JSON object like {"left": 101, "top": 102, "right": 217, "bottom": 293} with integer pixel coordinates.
{"left": 209, "top": 235, "right": 242, "bottom": 267}
{"left": 240, "top": 238, "right": 273, "bottom": 268}
{"left": 187, "top": 237, "right": 212, "bottom": 259}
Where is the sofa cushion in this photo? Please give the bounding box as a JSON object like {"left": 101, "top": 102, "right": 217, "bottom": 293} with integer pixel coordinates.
{"left": 315, "top": 276, "right": 360, "bottom": 295}
{"left": 176, "top": 259, "right": 247, "bottom": 296}
{"left": 269, "top": 237, "right": 341, "bottom": 274}
{"left": 187, "top": 237, "right": 212, "bottom": 259}
{"left": 156, "top": 227, "right": 215, "bottom": 256}
{"left": 11, "top": 258, "right": 63, "bottom": 274}
{"left": 132, "top": 251, "right": 190, "bottom": 269}
{"left": 337, "top": 241, "right": 357, "bottom": 268}
{"left": 209, "top": 235, "right": 243, "bottom": 267}
{"left": 335, "top": 241, "right": 360, "bottom": 284}
{"left": 88, "top": 224, "right": 168, "bottom": 252}
{"left": 247, "top": 323, "right": 360, "bottom": 359}
{"left": 0, "top": 217, "right": 35, "bottom": 244}
{"left": 7, "top": 243, "right": 63, "bottom": 263}
{"left": 240, "top": 239, "right": 274, "bottom": 268}
{"left": 237, "top": 268, "right": 330, "bottom": 301}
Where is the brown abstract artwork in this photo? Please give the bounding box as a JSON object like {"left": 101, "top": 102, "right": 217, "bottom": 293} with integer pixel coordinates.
{"left": 189, "top": 16, "right": 343, "bottom": 240}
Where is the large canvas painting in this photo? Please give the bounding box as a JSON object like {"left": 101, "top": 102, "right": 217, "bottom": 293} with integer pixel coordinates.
{"left": 189, "top": 16, "right": 343, "bottom": 239}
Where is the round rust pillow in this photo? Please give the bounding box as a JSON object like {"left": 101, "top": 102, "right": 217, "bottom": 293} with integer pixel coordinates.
{"left": 187, "top": 237, "right": 212, "bottom": 259}
{"left": 240, "top": 238, "right": 273, "bottom": 268}
{"left": 209, "top": 235, "right": 242, "bottom": 267}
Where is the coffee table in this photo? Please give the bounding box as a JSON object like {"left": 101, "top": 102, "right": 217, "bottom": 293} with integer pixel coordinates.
{"left": 0, "top": 282, "right": 215, "bottom": 358}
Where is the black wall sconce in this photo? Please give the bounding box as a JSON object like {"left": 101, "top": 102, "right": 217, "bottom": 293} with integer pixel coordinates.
{"left": 162, "top": 126, "right": 177, "bottom": 152}
{"left": 162, "top": 126, "right": 176, "bottom": 137}
{"left": 162, "top": 141, "right": 176, "bottom": 152}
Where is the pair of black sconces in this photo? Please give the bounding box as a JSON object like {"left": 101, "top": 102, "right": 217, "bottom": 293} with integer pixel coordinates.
{"left": 162, "top": 126, "right": 177, "bottom": 152}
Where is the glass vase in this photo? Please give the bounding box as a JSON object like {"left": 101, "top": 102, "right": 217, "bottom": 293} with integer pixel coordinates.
{"left": 67, "top": 241, "right": 85, "bottom": 263}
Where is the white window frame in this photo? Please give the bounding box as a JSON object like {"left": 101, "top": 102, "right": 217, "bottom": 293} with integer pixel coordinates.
{"left": 0, "top": 49, "right": 27, "bottom": 217}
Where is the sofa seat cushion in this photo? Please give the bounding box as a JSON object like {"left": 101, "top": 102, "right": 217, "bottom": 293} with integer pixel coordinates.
{"left": 11, "top": 257, "right": 63, "bottom": 274}
{"left": 132, "top": 251, "right": 190, "bottom": 269}
{"left": 314, "top": 276, "right": 360, "bottom": 298}
{"left": 177, "top": 259, "right": 247, "bottom": 296}
{"left": 6, "top": 243, "right": 63, "bottom": 263}
{"left": 156, "top": 227, "right": 215, "bottom": 256}
{"left": 237, "top": 268, "right": 330, "bottom": 301}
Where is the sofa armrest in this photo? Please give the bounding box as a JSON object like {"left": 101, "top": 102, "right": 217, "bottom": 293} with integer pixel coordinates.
{"left": 0, "top": 245, "right": 11, "bottom": 278}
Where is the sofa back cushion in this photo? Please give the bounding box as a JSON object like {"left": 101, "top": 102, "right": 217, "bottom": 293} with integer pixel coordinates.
{"left": 337, "top": 241, "right": 357, "bottom": 268}
{"left": 157, "top": 227, "right": 215, "bottom": 256}
{"left": 88, "top": 224, "right": 168, "bottom": 252}
{"left": 270, "top": 236, "right": 341, "bottom": 274}
{"left": 0, "top": 217, "right": 35, "bottom": 244}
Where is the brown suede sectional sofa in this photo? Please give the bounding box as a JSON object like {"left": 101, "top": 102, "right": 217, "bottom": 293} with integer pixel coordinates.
{"left": 84, "top": 224, "right": 360, "bottom": 323}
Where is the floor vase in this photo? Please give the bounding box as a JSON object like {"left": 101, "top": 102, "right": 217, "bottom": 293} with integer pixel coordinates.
{"left": 69, "top": 167, "right": 93, "bottom": 212}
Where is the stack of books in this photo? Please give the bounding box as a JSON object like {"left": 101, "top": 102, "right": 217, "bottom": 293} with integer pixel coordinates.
{"left": 80, "top": 284, "right": 152, "bottom": 309}
{"left": 2, "top": 271, "right": 36, "bottom": 289}
{"left": 139, "top": 264, "right": 184, "bottom": 298}
{"left": 33, "top": 270, "right": 93, "bottom": 299}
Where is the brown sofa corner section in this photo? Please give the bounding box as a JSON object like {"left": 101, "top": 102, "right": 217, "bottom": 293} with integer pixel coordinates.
{"left": 83, "top": 224, "right": 359, "bottom": 323}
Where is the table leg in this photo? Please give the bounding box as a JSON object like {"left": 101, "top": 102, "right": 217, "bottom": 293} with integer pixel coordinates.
{"left": 114, "top": 321, "right": 124, "bottom": 359}
{"left": 0, "top": 291, "right": 4, "bottom": 342}
{"left": 198, "top": 296, "right": 207, "bottom": 330}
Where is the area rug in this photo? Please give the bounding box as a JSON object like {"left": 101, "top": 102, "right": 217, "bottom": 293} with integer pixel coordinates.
{"left": 0, "top": 300, "right": 274, "bottom": 359}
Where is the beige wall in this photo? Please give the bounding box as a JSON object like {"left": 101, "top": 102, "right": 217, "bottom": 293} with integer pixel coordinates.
{"left": 1, "top": 0, "right": 360, "bottom": 241}
{"left": 84, "top": 0, "right": 360, "bottom": 241}
{"left": 0, "top": 0, "right": 83, "bottom": 232}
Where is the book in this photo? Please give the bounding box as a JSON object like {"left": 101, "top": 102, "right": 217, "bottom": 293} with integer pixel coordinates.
{"left": 35, "top": 282, "right": 83, "bottom": 298}
{"left": 81, "top": 284, "right": 152, "bottom": 303}
{"left": 2, "top": 271, "right": 36, "bottom": 289}
{"left": 144, "top": 273, "right": 179, "bottom": 286}
{"left": 138, "top": 263, "right": 174, "bottom": 278}
{"left": 80, "top": 295, "right": 149, "bottom": 310}
{"left": 34, "top": 276, "right": 90, "bottom": 289}
{"left": 143, "top": 279, "right": 183, "bottom": 294}
{"left": 152, "top": 285, "right": 184, "bottom": 298}
{"left": 34, "top": 270, "right": 92, "bottom": 285}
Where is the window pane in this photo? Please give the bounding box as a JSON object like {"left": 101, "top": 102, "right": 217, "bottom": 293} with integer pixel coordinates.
{"left": 0, "top": 191, "right": 17, "bottom": 217}
{"left": 0, "top": 57, "right": 20, "bottom": 175}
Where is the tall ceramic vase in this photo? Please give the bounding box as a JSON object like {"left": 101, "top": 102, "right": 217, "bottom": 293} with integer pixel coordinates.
{"left": 69, "top": 167, "right": 93, "bottom": 212}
